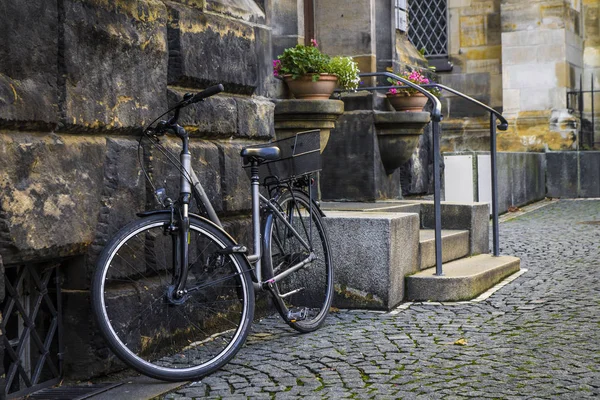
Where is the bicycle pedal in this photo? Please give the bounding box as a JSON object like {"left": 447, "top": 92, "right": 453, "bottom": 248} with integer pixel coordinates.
{"left": 217, "top": 245, "right": 248, "bottom": 254}
{"left": 287, "top": 308, "right": 308, "bottom": 323}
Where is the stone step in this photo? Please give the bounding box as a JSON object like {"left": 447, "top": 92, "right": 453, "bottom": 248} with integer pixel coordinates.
{"left": 405, "top": 254, "right": 521, "bottom": 302}
{"left": 419, "top": 229, "right": 470, "bottom": 270}
{"left": 323, "top": 210, "right": 420, "bottom": 310}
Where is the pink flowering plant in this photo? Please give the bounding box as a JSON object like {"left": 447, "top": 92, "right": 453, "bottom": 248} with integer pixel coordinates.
{"left": 273, "top": 39, "right": 360, "bottom": 90}
{"left": 387, "top": 70, "right": 440, "bottom": 97}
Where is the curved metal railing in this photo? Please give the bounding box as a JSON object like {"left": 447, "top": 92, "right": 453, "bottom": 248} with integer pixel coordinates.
{"left": 339, "top": 72, "right": 508, "bottom": 276}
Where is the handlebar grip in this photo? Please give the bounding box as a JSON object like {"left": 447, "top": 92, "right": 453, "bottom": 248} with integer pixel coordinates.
{"left": 191, "top": 84, "right": 224, "bottom": 103}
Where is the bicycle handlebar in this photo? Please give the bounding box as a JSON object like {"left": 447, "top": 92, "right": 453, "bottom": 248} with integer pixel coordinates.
{"left": 190, "top": 84, "right": 224, "bottom": 104}
{"left": 151, "top": 84, "right": 224, "bottom": 137}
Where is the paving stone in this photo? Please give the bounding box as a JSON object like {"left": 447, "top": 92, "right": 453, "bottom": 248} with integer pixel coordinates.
{"left": 153, "top": 199, "right": 600, "bottom": 399}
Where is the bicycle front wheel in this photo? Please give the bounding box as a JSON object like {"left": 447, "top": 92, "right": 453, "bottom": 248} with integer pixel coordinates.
{"left": 92, "top": 214, "right": 254, "bottom": 381}
{"left": 263, "top": 189, "right": 334, "bottom": 333}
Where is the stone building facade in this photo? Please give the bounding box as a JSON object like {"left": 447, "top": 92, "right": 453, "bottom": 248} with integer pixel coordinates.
{"left": 438, "top": 0, "right": 599, "bottom": 152}
{"left": 0, "top": 0, "right": 598, "bottom": 393}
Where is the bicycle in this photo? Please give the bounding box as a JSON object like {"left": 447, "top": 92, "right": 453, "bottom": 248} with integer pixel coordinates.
{"left": 91, "top": 84, "right": 334, "bottom": 382}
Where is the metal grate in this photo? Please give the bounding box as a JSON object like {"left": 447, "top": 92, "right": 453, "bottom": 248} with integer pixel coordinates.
{"left": 408, "top": 0, "right": 448, "bottom": 57}
{"left": 27, "top": 382, "right": 122, "bottom": 400}
{"left": 1, "top": 263, "right": 62, "bottom": 399}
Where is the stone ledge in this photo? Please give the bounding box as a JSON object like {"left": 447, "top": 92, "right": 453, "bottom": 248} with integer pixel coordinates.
{"left": 323, "top": 210, "right": 420, "bottom": 310}
{"left": 405, "top": 254, "right": 521, "bottom": 302}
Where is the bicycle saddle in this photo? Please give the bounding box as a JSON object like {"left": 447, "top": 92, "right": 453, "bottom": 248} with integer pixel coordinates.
{"left": 240, "top": 146, "right": 281, "bottom": 164}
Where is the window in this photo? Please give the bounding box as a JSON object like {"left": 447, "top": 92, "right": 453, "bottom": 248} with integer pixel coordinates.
{"left": 408, "top": 0, "right": 448, "bottom": 58}
{"left": 395, "top": 0, "right": 408, "bottom": 32}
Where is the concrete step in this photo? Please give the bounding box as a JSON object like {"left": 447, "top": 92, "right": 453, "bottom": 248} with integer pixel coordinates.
{"left": 405, "top": 254, "right": 521, "bottom": 302}
{"left": 323, "top": 210, "right": 420, "bottom": 310}
{"left": 419, "top": 229, "right": 470, "bottom": 270}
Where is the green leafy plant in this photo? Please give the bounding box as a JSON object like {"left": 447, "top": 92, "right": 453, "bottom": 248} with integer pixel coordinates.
{"left": 273, "top": 39, "right": 360, "bottom": 90}
{"left": 327, "top": 56, "right": 361, "bottom": 90}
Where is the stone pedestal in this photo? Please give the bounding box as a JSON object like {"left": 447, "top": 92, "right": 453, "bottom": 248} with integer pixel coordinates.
{"left": 273, "top": 99, "right": 344, "bottom": 152}
{"left": 321, "top": 108, "right": 430, "bottom": 201}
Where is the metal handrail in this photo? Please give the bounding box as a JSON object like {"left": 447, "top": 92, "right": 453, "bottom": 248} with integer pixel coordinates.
{"left": 338, "top": 72, "right": 508, "bottom": 275}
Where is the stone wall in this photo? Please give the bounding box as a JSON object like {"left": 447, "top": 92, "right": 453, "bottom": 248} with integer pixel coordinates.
{"left": 438, "top": 0, "right": 503, "bottom": 152}
{"left": 499, "top": 0, "right": 582, "bottom": 151}
{"left": 0, "top": 0, "right": 274, "bottom": 381}
{"left": 582, "top": 0, "right": 600, "bottom": 142}
{"left": 438, "top": 0, "right": 591, "bottom": 153}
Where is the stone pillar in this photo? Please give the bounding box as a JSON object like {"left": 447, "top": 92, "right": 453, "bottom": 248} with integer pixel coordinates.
{"left": 269, "top": 0, "right": 304, "bottom": 61}
{"left": 500, "top": 0, "right": 583, "bottom": 150}
{"left": 583, "top": 0, "right": 600, "bottom": 142}
{"left": 314, "top": 0, "right": 377, "bottom": 73}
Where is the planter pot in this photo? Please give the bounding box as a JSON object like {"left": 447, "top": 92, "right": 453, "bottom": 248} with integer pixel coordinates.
{"left": 283, "top": 74, "right": 338, "bottom": 100}
{"left": 374, "top": 111, "right": 431, "bottom": 174}
{"left": 386, "top": 92, "right": 428, "bottom": 112}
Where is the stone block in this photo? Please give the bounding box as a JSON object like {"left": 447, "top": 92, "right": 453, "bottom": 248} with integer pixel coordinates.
{"left": 406, "top": 254, "right": 520, "bottom": 302}
{"left": 440, "top": 73, "right": 491, "bottom": 98}
{"left": 448, "top": 0, "right": 471, "bottom": 9}
{"left": 460, "top": 15, "right": 487, "bottom": 47}
{"left": 501, "top": 3, "right": 542, "bottom": 32}
{"left": 579, "top": 152, "right": 600, "bottom": 197}
{"left": 63, "top": 0, "right": 168, "bottom": 131}
{"left": 167, "top": 2, "right": 258, "bottom": 94}
{"left": 520, "top": 88, "right": 553, "bottom": 111}
{"left": 448, "top": 95, "right": 491, "bottom": 118}
{"left": 503, "top": 63, "right": 557, "bottom": 90}
{"left": 0, "top": 133, "right": 109, "bottom": 265}
{"left": 320, "top": 111, "right": 403, "bottom": 201}
{"left": 0, "top": 254, "right": 4, "bottom": 302}
{"left": 448, "top": 8, "right": 461, "bottom": 55}
{"left": 502, "top": 46, "right": 538, "bottom": 65}
{"left": 148, "top": 137, "right": 223, "bottom": 214}
{"left": 236, "top": 97, "right": 275, "bottom": 139}
{"left": 460, "top": 0, "right": 496, "bottom": 16}
{"left": 546, "top": 151, "right": 578, "bottom": 198}
{"left": 315, "top": 0, "right": 375, "bottom": 56}
{"left": 217, "top": 143, "right": 252, "bottom": 213}
{"left": 205, "top": 0, "right": 266, "bottom": 24}
{"left": 538, "top": 44, "right": 567, "bottom": 63}
{"left": 541, "top": 4, "right": 566, "bottom": 29}
{"left": 466, "top": 59, "right": 501, "bottom": 74}
{"left": 324, "top": 211, "right": 420, "bottom": 310}
{"left": 0, "top": 1, "right": 59, "bottom": 127}
{"left": 61, "top": 290, "right": 114, "bottom": 379}
{"left": 503, "top": 89, "right": 521, "bottom": 113}
{"left": 168, "top": 88, "right": 237, "bottom": 137}
{"left": 420, "top": 201, "right": 489, "bottom": 255}
{"left": 486, "top": 12, "right": 502, "bottom": 45}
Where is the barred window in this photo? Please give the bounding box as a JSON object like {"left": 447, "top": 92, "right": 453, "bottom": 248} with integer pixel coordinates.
{"left": 407, "top": 0, "right": 448, "bottom": 58}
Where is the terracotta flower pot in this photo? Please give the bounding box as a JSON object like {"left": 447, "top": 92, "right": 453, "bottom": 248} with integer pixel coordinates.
{"left": 283, "top": 74, "right": 338, "bottom": 100}
{"left": 386, "top": 92, "right": 429, "bottom": 112}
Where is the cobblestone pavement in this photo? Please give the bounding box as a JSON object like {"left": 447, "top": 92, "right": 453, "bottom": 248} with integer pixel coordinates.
{"left": 163, "top": 200, "right": 600, "bottom": 399}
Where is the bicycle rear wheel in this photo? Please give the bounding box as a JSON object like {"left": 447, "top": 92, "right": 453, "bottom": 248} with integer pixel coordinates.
{"left": 263, "top": 189, "right": 333, "bottom": 333}
{"left": 92, "top": 214, "right": 254, "bottom": 381}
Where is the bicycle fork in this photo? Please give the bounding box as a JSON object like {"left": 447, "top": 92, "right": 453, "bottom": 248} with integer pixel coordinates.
{"left": 173, "top": 142, "right": 193, "bottom": 299}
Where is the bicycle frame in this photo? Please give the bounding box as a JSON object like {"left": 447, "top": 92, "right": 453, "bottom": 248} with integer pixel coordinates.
{"left": 183, "top": 150, "right": 317, "bottom": 290}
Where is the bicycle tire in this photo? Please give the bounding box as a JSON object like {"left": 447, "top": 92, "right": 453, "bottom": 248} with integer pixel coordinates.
{"left": 92, "top": 213, "right": 254, "bottom": 381}
{"left": 262, "top": 189, "right": 334, "bottom": 333}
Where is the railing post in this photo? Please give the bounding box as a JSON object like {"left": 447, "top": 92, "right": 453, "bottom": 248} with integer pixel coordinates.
{"left": 432, "top": 118, "right": 443, "bottom": 275}
{"left": 592, "top": 74, "right": 595, "bottom": 147}
{"left": 490, "top": 113, "right": 499, "bottom": 256}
